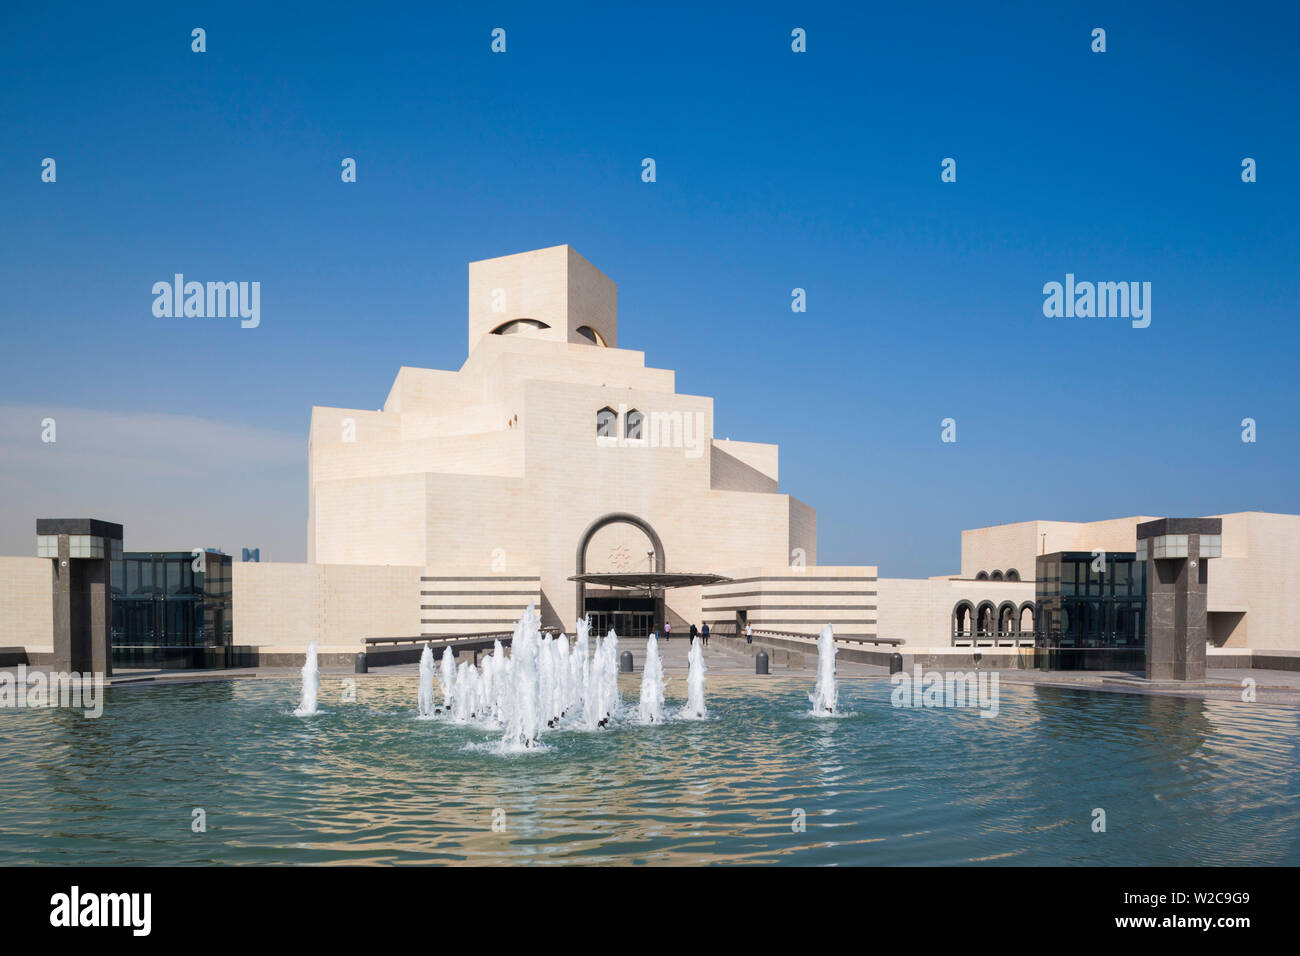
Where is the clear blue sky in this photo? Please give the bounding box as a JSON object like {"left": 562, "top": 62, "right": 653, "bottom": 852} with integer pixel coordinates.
{"left": 1, "top": 2, "right": 1297, "bottom": 574}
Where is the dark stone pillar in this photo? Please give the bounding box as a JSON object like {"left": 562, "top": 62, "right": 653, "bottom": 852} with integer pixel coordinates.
{"left": 39, "top": 518, "right": 121, "bottom": 677}
{"left": 86, "top": 554, "right": 113, "bottom": 677}
{"left": 1139, "top": 518, "right": 1220, "bottom": 682}
{"left": 51, "top": 536, "right": 76, "bottom": 671}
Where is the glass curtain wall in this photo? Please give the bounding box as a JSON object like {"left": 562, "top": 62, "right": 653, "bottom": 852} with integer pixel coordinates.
{"left": 110, "top": 551, "right": 234, "bottom": 668}
{"left": 1035, "top": 551, "right": 1147, "bottom": 671}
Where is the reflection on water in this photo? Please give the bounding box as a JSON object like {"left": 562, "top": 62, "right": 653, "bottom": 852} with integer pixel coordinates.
{"left": 0, "top": 675, "right": 1297, "bottom": 865}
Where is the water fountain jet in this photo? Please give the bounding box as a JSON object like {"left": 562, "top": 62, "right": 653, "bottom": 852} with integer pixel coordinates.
{"left": 637, "top": 633, "right": 665, "bottom": 723}
{"left": 683, "top": 635, "right": 707, "bottom": 719}
{"left": 438, "top": 646, "right": 455, "bottom": 712}
{"left": 417, "top": 644, "right": 436, "bottom": 717}
{"left": 293, "top": 641, "right": 319, "bottom": 716}
{"left": 808, "top": 624, "right": 838, "bottom": 715}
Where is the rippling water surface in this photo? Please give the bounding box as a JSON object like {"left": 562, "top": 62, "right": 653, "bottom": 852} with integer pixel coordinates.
{"left": 1, "top": 675, "right": 1298, "bottom": 865}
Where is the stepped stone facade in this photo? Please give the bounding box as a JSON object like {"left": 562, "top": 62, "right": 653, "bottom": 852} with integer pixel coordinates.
{"left": 308, "top": 245, "right": 826, "bottom": 635}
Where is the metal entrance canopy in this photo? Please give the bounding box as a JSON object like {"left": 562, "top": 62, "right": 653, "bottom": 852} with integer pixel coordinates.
{"left": 568, "top": 571, "right": 731, "bottom": 590}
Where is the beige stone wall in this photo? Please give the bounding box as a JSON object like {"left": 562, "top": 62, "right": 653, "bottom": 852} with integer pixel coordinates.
{"left": 564, "top": 245, "right": 618, "bottom": 348}
{"left": 419, "top": 567, "right": 541, "bottom": 638}
{"left": 470, "top": 337, "right": 673, "bottom": 394}
{"left": 877, "top": 576, "right": 1035, "bottom": 648}
{"left": 0, "top": 556, "right": 53, "bottom": 652}
{"left": 232, "top": 562, "right": 422, "bottom": 653}
{"left": 959, "top": 522, "right": 1042, "bottom": 578}
{"left": 310, "top": 473, "right": 428, "bottom": 567}
{"left": 702, "top": 566, "right": 877, "bottom": 639}
{"left": 585, "top": 523, "right": 658, "bottom": 573}
{"left": 710, "top": 439, "right": 778, "bottom": 492}
{"left": 788, "top": 497, "right": 817, "bottom": 567}
{"left": 1205, "top": 512, "right": 1300, "bottom": 650}
{"left": 1208, "top": 609, "right": 1248, "bottom": 647}
{"left": 960, "top": 516, "right": 1160, "bottom": 581}
{"left": 709, "top": 443, "right": 776, "bottom": 494}
{"left": 467, "top": 245, "right": 618, "bottom": 353}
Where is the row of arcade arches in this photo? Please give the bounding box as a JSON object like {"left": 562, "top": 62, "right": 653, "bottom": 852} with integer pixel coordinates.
{"left": 953, "top": 599, "right": 1036, "bottom": 646}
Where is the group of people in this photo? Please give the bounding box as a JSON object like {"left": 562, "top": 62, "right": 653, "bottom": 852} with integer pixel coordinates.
{"left": 660, "top": 621, "right": 710, "bottom": 646}
{"left": 657, "top": 621, "right": 760, "bottom": 645}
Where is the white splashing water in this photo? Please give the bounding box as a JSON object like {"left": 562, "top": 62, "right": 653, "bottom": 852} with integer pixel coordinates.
{"left": 580, "top": 627, "right": 622, "bottom": 730}
{"left": 808, "top": 624, "right": 838, "bottom": 715}
{"left": 417, "top": 644, "right": 436, "bottom": 717}
{"left": 571, "top": 618, "right": 590, "bottom": 708}
{"left": 501, "top": 608, "right": 540, "bottom": 747}
{"left": 438, "top": 645, "right": 455, "bottom": 711}
{"left": 637, "top": 633, "right": 666, "bottom": 724}
{"left": 581, "top": 623, "right": 606, "bottom": 730}
{"left": 293, "top": 641, "right": 319, "bottom": 716}
{"left": 482, "top": 641, "right": 503, "bottom": 723}
{"left": 453, "top": 660, "right": 477, "bottom": 722}
{"left": 599, "top": 629, "right": 620, "bottom": 722}
{"left": 682, "top": 635, "right": 707, "bottom": 719}
{"left": 429, "top": 605, "right": 630, "bottom": 749}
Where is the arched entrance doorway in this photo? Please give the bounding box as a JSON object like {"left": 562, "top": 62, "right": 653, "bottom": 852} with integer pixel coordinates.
{"left": 575, "top": 513, "right": 666, "bottom": 637}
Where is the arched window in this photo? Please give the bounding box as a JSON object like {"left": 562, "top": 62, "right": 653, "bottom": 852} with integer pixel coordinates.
{"left": 491, "top": 318, "right": 551, "bottom": 336}
{"left": 596, "top": 407, "right": 617, "bottom": 438}
{"left": 625, "top": 409, "right": 643, "bottom": 440}
{"left": 975, "top": 571, "right": 989, "bottom": 581}
{"left": 576, "top": 325, "right": 607, "bottom": 346}
{"left": 1005, "top": 568, "right": 1020, "bottom": 581}
{"left": 952, "top": 601, "right": 975, "bottom": 640}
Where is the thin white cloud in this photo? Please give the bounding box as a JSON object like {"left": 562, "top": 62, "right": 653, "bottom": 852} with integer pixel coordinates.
{"left": 0, "top": 406, "right": 304, "bottom": 560}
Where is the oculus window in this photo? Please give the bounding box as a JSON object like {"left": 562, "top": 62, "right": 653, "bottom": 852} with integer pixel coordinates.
{"left": 490, "top": 318, "right": 550, "bottom": 336}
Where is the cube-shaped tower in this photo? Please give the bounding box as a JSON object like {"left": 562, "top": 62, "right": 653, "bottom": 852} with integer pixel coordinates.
{"left": 467, "top": 244, "right": 618, "bottom": 354}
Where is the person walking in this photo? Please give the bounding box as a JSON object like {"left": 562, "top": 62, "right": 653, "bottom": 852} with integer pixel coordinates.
{"left": 745, "top": 622, "right": 753, "bottom": 644}
{"left": 701, "top": 622, "right": 710, "bottom": 647}
{"left": 664, "top": 621, "right": 671, "bottom": 642}
{"left": 689, "top": 623, "right": 698, "bottom": 643}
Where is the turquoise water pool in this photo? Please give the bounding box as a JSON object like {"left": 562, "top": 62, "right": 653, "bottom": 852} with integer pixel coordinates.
{"left": 1, "top": 674, "right": 1297, "bottom": 865}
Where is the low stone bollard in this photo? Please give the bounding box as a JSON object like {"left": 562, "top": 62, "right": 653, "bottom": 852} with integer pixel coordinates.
{"left": 354, "top": 652, "right": 367, "bottom": 674}
{"left": 755, "top": 650, "right": 769, "bottom": 675}
{"left": 620, "top": 650, "right": 633, "bottom": 673}
{"left": 889, "top": 652, "right": 903, "bottom": 674}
